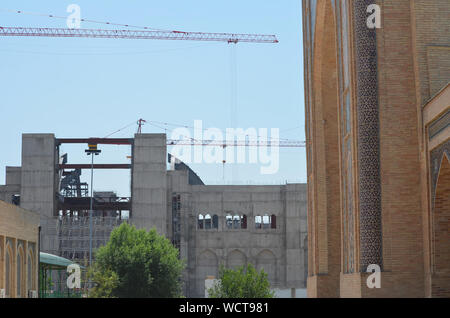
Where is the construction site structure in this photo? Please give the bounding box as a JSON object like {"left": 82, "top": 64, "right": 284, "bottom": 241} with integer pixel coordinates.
{"left": 0, "top": 133, "right": 307, "bottom": 297}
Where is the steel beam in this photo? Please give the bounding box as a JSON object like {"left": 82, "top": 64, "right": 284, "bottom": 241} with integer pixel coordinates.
{"left": 56, "top": 138, "right": 133, "bottom": 145}
{"left": 59, "top": 164, "right": 131, "bottom": 169}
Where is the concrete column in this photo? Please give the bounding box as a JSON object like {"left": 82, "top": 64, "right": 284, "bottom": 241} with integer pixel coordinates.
{"left": 20, "top": 134, "right": 56, "bottom": 218}
{"left": 131, "top": 134, "right": 167, "bottom": 236}
{"left": 20, "top": 134, "right": 56, "bottom": 254}
{"left": 285, "top": 186, "right": 300, "bottom": 287}
{"left": 285, "top": 184, "right": 307, "bottom": 288}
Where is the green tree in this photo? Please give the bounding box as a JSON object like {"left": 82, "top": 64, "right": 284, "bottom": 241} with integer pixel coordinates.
{"left": 88, "top": 267, "right": 119, "bottom": 298}
{"left": 207, "top": 264, "right": 275, "bottom": 298}
{"left": 89, "top": 222, "right": 185, "bottom": 298}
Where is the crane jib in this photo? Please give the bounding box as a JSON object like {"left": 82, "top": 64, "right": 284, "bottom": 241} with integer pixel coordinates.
{"left": 0, "top": 27, "right": 279, "bottom": 43}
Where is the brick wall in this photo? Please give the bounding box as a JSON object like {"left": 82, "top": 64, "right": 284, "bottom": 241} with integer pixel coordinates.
{"left": 305, "top": 0, "right": 341, "bottom": 297}
{"left": 412, "top": 0, "right": 450, "bottom": 104}
{"left": 376, "top": 0, "right": 425, "bottom": 295}
{"left": 432, "top": 154, "right": 450, "bottom": 297}
{"left": 0, "top": 200, "right": 40, "bottom": 298}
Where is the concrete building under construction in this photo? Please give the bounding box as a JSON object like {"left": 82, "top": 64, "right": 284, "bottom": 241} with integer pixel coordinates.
{"left": 0, "top": 133, "right": 307, "bottom": 297}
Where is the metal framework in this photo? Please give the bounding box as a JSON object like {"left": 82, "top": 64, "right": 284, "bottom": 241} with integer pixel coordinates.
{"left": 58, "top": 196, "right": 131, "bottom": 212}
{"left": 0, "top": 26, "right": 278, "bottom": 43}
{"left": 57, "top": 138, "right": 133, "bottom": 145}
{"left": 167, "top": 139, "right": 306, "bottom": 147}
{"left": 56, "top": 149, "right": 132, "bottom": 265}
{"left": 59, "top": 164, "right": 131, "bottom": 170}
{"left": 56, "top": 215, "right": 126, "bottom": 263}
{"left": 57, "top": 137, "right": 306, "bottom": 148}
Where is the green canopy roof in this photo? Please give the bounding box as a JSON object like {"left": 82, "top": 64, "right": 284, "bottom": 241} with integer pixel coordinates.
{"left": 39, "top": 252, "right": 83, "bottom": 270}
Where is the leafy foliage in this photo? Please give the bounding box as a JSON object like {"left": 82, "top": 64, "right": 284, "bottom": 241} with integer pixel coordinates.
{"left": 88, "top": 267, "right": 119, "bottom": 298}
{"left": 89, "top": 223, "right": 185, "bottom": 298}
{"left": 207, "top": 264, "right": 275, "bottom": 298}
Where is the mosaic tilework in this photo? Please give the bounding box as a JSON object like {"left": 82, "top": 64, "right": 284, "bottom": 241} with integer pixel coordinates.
{"left": 430, "top": 139, "right": 450, "bottom": 208}
{"left": 429, "top": 109, "right": 450, "bottom": 140}
{"left": 353, "top": 0, "right": 383, "bottom": 271}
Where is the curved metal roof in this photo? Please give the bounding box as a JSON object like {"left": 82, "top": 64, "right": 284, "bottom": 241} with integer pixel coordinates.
{"left": 39, "top": 252, "right": 82, "bottom": 270}
{"left": 168, "top": 153, "right": 205, "bottom": 185}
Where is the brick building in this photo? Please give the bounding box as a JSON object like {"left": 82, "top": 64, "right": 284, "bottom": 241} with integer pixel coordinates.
{"left": 302, "top": 0, "right": 449, "bottom": 297}
{"left": 0, "top": 200, "right": 40, "bottom": 298}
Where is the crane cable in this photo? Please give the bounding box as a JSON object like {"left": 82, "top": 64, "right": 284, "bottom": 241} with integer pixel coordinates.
{"left": 229, "top": 44, "right": 238, "bottom": 181}
{"left": 103, "top": 121, "right": 136, "bottom": 138}
{"left": 79, "top": 118, "right": 302, "bottom": 145}
{"left": 146, "top": 120, "right": 301, "bottom": 143}
{"left": 0, "top": 8, "right": 174, "bottom": 32}
{"left": 146, "top": 121, "right": 304, "bottom": 146}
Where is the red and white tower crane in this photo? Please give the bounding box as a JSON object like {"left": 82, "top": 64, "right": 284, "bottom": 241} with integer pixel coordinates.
{"left": 0, "top": 10, "right": 304, "bottom": 148}
{"left": 0, "top": 27, "right": 278, "bottom": 43}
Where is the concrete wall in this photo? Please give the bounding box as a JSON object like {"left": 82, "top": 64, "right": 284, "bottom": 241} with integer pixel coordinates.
{"left": 0, "top": 167, "right": 21, "bottom": 204}
{"left": 19, "top": 134, "right": 56, "bottom": 254}
{"left": 177, "top": 184, "right": 307, "bottom": 298}
{"left": 285, "top": 184, "right": 308, "bottom": 287}
{"left": 131, "top": 134, "right": 167, "bottom": 235}
{"left": 166, "top": 168, "right": 192, "bottom": 296}
{"left": 20, "top": 134, "right": 56, "bottom": 218}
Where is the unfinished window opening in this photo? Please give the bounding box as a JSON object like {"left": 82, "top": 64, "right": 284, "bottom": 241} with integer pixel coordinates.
{"left": 255, "top": 214, "right": 276, "bottom": 229}
{"left": 212, "top": 215, "right": 219, "bottom": 229}
{"left": 205, "top": 214, "right": 212, "bottom": 230}
{"left": 241, "top": 215, "right": 247, "bottom": 229}
{"left": 198, "top": 214, "right": 204, "bottom": 229}
{"left": 233, "top": 215, "right": 241, "bottom": 229}
{"left": 225, "top": 214, "right": 246, "bottom": 230}
{"left": 255, "top": 215, "right": 262, "bottom": 229}
{"left": 262, "top": 215, "right": 270, "bottom": 229}
{"left": 226, "top": 214, "right": 233, "bottom": 229}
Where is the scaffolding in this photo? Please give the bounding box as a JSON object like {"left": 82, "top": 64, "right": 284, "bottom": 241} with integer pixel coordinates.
{"left": 53, "top": 164, "right": 131, "bottom": 264}
{"left": 172, "top": 194, "right": 181, "bottom": 254}
{"left": 41, "top": 215, "right": 127, "bottom": 265}
{"left": 57, "top": 215, "right": 126, "bottom": 263}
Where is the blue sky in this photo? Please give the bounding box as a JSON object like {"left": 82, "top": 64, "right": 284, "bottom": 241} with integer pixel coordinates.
{"left": 0, "top": 1, "right": 305, "bottom": 197}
